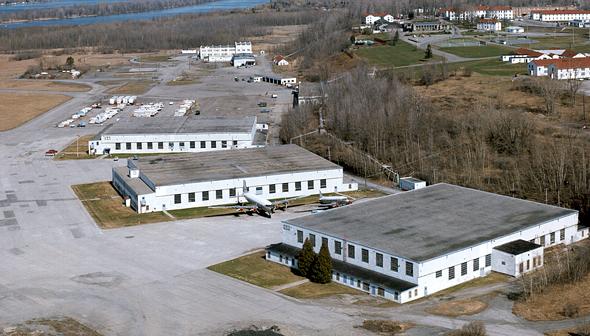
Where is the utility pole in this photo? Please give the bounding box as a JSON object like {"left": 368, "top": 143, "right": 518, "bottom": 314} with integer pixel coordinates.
{"left": 584, "top": 95, "right": 586, "bottom": 122}
{"left": 76, "top": 135, "right": 79, "bottom": 158}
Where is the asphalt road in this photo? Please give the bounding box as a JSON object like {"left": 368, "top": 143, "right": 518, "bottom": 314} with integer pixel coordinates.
{"left": 0, "top": 54, "right": 587, "bottom": 336}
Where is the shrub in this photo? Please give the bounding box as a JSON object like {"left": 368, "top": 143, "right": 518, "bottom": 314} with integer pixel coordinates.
{"left": 310, "top": 241, "right": 332, "bottom": 283}
{"left": 297, "top": 238, "right": 316, "bottom": 277}
{"left": 446, "top": 321, "right": 487, "bottom": 336}
{"left": 562, "top": 302, "right": 579, "bottom": 318}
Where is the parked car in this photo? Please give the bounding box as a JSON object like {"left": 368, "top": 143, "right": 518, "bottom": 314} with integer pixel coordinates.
{"left": 45, "top": 149, "right": 58, "bottom": 156}
{"left": 258, "top": 102, "right": 267, "bottom": 107}
{"left": 260, "top": 109, "right": 271, "bottom": 113}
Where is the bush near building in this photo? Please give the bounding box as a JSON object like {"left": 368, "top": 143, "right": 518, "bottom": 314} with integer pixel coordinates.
{"left": 310, "top": 242, "right": 332, "bottom": 284}
{"left": 297, "top": 238, "right": 316, "bottom": 277}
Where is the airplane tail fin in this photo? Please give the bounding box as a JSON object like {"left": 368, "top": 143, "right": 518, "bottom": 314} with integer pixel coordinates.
{"left": 319, "top": 190, "right": 323, "bottom": 199}
{"left": 243, "top": 180, "right": 247, "bottom": 194}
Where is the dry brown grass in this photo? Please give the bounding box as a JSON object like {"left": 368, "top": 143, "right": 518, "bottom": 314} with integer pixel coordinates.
{"left": 513, "top": 272, "right": 590, "bottom": 321}
{"left": 0, "top": 92, "right": 70, "bottom": 131}
{"left": 248, "top": 25, "right": 307, "bottom": 53}
{"left": 279, "top": 281, "right": 364, "bottom": 299}
{"left": 72, "top": 182, "right": 171, "bottom": 229}
{"left": 54, "top": 135, "right": 96, "bottom": 160}
{"left": 360, "top": 320, "right": 414, "bottom": 335}
{"left": 107, "top": 80, "right": 154, "bottom": 95}
{"left": 425, "top": 298, "right": 489, "bottom": 317}
{"left": 3, "top": 317, "right": 103, "bottom": 336}
{"left": 0, "top": 80, "right": 90, "bottom": 92}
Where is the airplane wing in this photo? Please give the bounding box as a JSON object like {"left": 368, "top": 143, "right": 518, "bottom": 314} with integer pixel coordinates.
{"left": 272, "top": 194, "right": 310, "bottom": 206}
{"left": 335, "top": 191, "right": 357, "bottom": 201}
{"left": 209, "top": 205, "right": 258, "bottom": 210}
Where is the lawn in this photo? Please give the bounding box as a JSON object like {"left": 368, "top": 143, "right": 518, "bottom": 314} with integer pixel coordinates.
{"left": 459, "top": 58, "right": 528, "bottom": 76}
{"left": 0, "top": 93, "right": 70, "bottom": 131}
{"left": 432, "top": 272, "right": 510, "bottom": 297}
{"left": 55, "top": 134, "right": 95, "bottom": 160}
{"left": 279, "top": 281, "right": 363, "bottom": 299}
{"left": 355, "top": 41, "right": 438, "bottom": 67}
{"left": 72, "top": 182, "right": 171, "bottom": 229}
{"left": 207, "top": 251, "right": 304, "bottom": 289}
{"left": 107, "top": 80, "right": 155, "bottom": 95}
{"left": 439, "top": 44, "right": 512, "bottom": 58}
{"left": 138, "top": 54, "right": 172, "bottom": 62}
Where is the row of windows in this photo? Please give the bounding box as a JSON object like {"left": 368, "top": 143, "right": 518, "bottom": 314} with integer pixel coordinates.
{"left": 297, "top": 230, "right": 414, "bottom": 277}
{"left": 114, "top": 140, "right": 239, "bottom": 150}
{"left": 534, "top": 228, "right": 566, "bottom": 246}
{"left": 435, "top": 254, "right": 491, "bottom": 280}
{"left": 172, "top": 180, "right": 329, "bottom": 204}
{"left": 519, "top": 256, "right": 543, "bottom": 273}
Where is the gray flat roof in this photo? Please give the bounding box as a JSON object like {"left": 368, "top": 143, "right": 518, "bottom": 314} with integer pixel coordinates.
{"left": 113, "top": 166, "right": 153, "bottom": 195}
{"left": 285, "top": 183, "right": 577, "bottom": 262}
{"left": 134, "top": 144, "right": 341, "bottom": 187}
{"left": 97, "top": 116, "right": 256, "bottom": 137}
{"left": 494, "top": 239, "right": 541, "bottom": 255}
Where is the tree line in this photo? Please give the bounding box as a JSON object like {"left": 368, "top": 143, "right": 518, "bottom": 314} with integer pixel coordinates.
{"left": 0, "top": 9, "right": 324, "bottom": 52}
{"left": 281, "top": 65, "right": 590, "bottom": 225}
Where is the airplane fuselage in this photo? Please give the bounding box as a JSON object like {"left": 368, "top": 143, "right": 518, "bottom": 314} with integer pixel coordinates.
{"left": 243, "top": 192, "right": 275, "bottom": 215}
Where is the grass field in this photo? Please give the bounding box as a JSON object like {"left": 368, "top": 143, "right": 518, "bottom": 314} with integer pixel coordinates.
{"left": 55, "top": 134, "right": 95, "bottom": 160}
{"left": 107, "top": 80, "right": 154, "bottom": 94}
{"left": 439, "top": 44, "right": 512, "bottom": 58}
{"left": 138, "top": 54, "right": 172, "bottom": 62}
{"left": 0, "top": 93, "right": 71, "bottom": 131}
{"left": 459, "top": 58, "right": 528, "bottom": 76}
{"left": 0, "top": 80, "right": 91, "bottom": 92}
{"left": 280, "top": 281, "right": 363, "bottom": 299}
{"left": 207, "top": 251, "right": 304, "bottom": 288}
{"left": 425, "top": 297, "right": 490, "bottom": 317}
{"left": 72, "top": 182, "right": 171, "bottom": 229}
{"left": 355, "top": 41, "right": 438, "bottom": 67}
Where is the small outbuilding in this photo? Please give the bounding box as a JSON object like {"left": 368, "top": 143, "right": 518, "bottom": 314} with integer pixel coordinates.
{"left": 399, "top": 177, "right": 426, "bottom": 191}
{"left": 492, "top": 240, "right": 543, "bottom": 277}
{"left": 506, "top": 26, "right": 525, "bottom": 33}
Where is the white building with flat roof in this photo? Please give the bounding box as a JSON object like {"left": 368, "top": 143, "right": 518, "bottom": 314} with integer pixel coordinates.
{"left": 199, "top": 42, "right": 252, "bottom": 62}
{"left": 112, "top": 145, "right": 358, "bottom": 213}
{"left": 267, "top": 184, "right": 587, "bottom": 303}
{"left": 89, "top": 116, "right": 263, "bottom": 155}
{"left": 531, "top": 10, "right": 590, "bottom": 22}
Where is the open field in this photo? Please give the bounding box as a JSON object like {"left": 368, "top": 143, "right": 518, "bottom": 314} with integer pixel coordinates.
{"left": 72, "top": 182, "right": 171, "bottom": 229}
{"left": 432, "top": 272, "right": 510, "bottom": 297}
{"left": 439, "top": 44, "right": 512, "bottom": 58}
{"left": 355, "top": 41, "right": 439, "bottom": 67}
{"left": 207, "top": 251, "right": 304, "bottom": 289}
{"left": 513, "top": 272, "right": 590, "bottom": 321}
{"left": 460, "top": 58, "right": 527, "bottom": 76}
{"left": 1, "top": 317, "right": 103, "bottom": 336}
{"left": 107, "top": 80, "right": 155, "bottom": 95}
{"left": 0, "top": 92, "right": 71, "bottom": 131}
{"left": 248, "top": 24, "right": 307, "bottom": 53}
{"left": 360, "top": 320, "right": 414, "bottom": 335}
{"left": 54, "top": 135, "right": 95, "bottom": 160}
{"left": 425, "top": 297, "right": 489, "bottom": 317}
{"left": 279, "top": 281, "right": 363, "bottom": 299}
{"left": 0, "top": 80, "right": 90, "bottom": 92}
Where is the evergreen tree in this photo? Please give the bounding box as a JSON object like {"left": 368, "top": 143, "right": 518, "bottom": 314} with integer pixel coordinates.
{"left": 65, "top": 56, "right": 75, "bottom": 68}
{"left": 425, "top": 44, "right": 433, "bottom": 59}
{"left": 297, "top": 238, "right": 316, "bottom": 277}
{"left": 392, "top": 30, "right": 399, "bottom": 45}
{"left": 310, "top": 241, "right": 332, "bottom": 284}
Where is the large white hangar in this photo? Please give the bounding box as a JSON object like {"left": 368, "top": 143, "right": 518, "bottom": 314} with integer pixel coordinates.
{"left": 89, "top": 116, "right": 263, "bottom": 155}
{"left": 268, "top": 183, "right": 588, "bottom": 304}
{"left": 112, "top": 145, "right": 358, "bottom": 213}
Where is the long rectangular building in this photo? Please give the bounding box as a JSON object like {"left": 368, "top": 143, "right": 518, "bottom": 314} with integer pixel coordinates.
{"left": 531, "top": 9, "right": 590, "bottom": 22}
{"left": 112, "top": 145, "right": 358, "bottom": 213}
{"left": 199, "top": 42, "right": 252, "bottom": 62}
{"left": 267, "top": 183, "right": 588, "bottom": 303}
{"left": 89, "top": 116, "right": 261, "bottom": 155}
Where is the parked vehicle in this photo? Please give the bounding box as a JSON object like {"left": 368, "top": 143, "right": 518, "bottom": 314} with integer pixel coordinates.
{"left": 258, "top": 102, "right": 267, "bottom": 107}
{"left": 45, "top": 149, "right": 58, "bottom": 156}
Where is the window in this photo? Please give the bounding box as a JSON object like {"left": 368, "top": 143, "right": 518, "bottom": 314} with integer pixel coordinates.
{"left": 376, "top": 253, "right": 383, "bottom": 267}
{"left": 200, "top": 141, "right": 206, "bottom": 148}
{"left": 406, "top": 261, "right": 414, "bottom": 277}
{"left": 550, "top": 232, "right": 555, "bottom": 244}
{"left": 229, "top": 188, "right": 236, "bottom": 197}
{"left": 190, "top": 141, "right": 195, "bottom": 149}
{"left": 211, "top": 141, "right": 217, "bottom": 148}
{"left": 147, "top": 142, "right": 153, "bottom": 150}
{"left": 188, "top": 192, "right": 195, "bottom": 202}
{"left": 348, "top": 244, "right": 355, "bottom": 259}
{"left": 137, "top": 142, "right": 142, "bottom": 149}
{"left": 357, "top": 280, "right": 361, "bottom": 288}
{"left": 408, "top": 291, "right": 412, "bottom": 298}
{"left": 334, "top": 241, "right": 342, "bottom": 255}
{"left": 126, "top": 143, "right": 131, "bottom": 150}
{"left": 526, "top": 259, "right": 530, "bottom": 270}
{"left": 232, "top": 140, "right": 238, "bottom": 146}
{"left": 540, "top": 235, "right": 546, "bottom": 246}
{"left": 309, "top": 234, "right": 316, "bottom": 247}
{"left": 461, "top": 262, "right": 467, "bottom": 276}
{"left": 179, "top": 142, "right": 185, "bottom": 148}
{"left": 169, "top": 142, "right": 174, "bottom": 149}
{"left": 335, "top": 272, "right": 340, "bottom": 281}
{"left": 519, "top": 263, "right": 524, "bottom": 273}
{"left": 436, "top": 270, "right": 442, "bottom": 278}
{"left": 269, "top": 184, "right": 276, "bottom": 194}
{"left": 361, "top": 248, "right": 369, "bottom": 263}
{"left": 158, "top": 142, "right": 164, "bottom": 149}
{"left": 320, "top": 179, "right": 327, "bottom": 188}
{"left": 377, "top": 287, "right": 385, "bottom": 297}
{"left": 174, "top": 194, "right": 181, "bottom": 204}
{"left": 560, "top": 228, "right": 565, "bottom": 241}
{"left": 115, "top": 143, "right": 121, "bottom": 150}
{"left": 473, "top": 258, "right": 479, "bottom": 271}
{"left": 485, "top": 254, "right": 491, "bottom": 267}
{"left": 297, "top": 230, "right": 303, "bottom": 243}
{"left": 391, "top": 257, "right": 399, "bottom": 272}
{"left": 307, "top": 180, "right": 314, "bottom": 189}
{"left": 282, "top": 183, "right": 289, "bottom": 192}
{"left": 321, "top": 237, "right": 328, "bottom": 247}
{"left": 221, "top": 140, "right": 227, "bottom": 148}
{"left": 216, "top": 190, "right": 223, "bottom": 199}
{"left": 449, "top": 266, "right": 455, "bottom": 280}
{"left": 202, "top": 191, "right": 209, "bottom": 201}
{"left": 295, "top": 182, "right": 301, "bottom": 191}
{"left": 362, "top": 282, "right": 369, "bottom": 291}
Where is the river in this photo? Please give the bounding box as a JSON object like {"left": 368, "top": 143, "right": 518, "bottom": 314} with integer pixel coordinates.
{"left": 1, "top": 0, "right": 269, "bottom": 29}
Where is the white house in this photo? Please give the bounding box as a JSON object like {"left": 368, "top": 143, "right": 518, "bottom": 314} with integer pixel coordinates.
{"left": 231, "top": 53, "right": 256, "bottom": 68}
{"left": 506, "top": 26, "right": 525, "bottom": 33}
{"left": 531, "top": 10, "right": 590, "bottom": 22}
{"left": 273, "top": 55, "right": 289, "bottom": 66}
{"left": 440, "top": 5, "right": 512, "bottom": 21}
{"left": 528, "top": 59, "right": 554, "bottom": 76}
{"left": 477, "top": 18, "right": 502, "bottom": 31}
{"left": 267, "top": 183, "right": 587, "bottom": 303}
{"left": 548, "top": 58, "right": 590, "bottom": 80}
{"left": 112, "top": 145, "right": 358, "bottom": 213}
{"left": 89, "top": 116, "right": 263, "bottom": 155}
{"left": 199, "top": 42, "right": 252, "bottom": 62}
{"left": 501, "top": 48, "right": 560, "bottom": 64}
{"left": 364, "top": 13, "right": 394, "bottom": 25}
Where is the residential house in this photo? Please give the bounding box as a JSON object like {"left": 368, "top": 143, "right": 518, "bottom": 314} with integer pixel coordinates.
{"left": 273, "top": 55, "right": 289, "bottom": 66}
{"left": 548, "top": 58, "right": 590, "bottom": 80}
